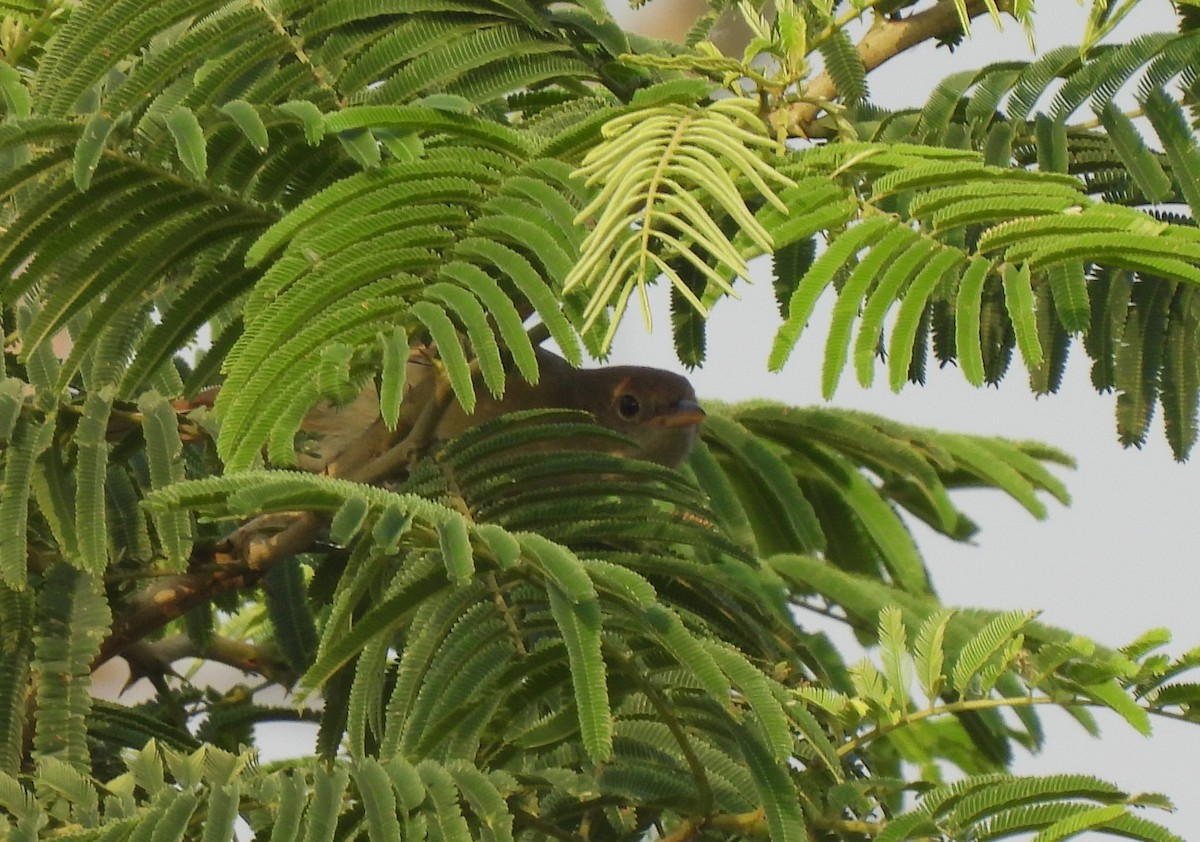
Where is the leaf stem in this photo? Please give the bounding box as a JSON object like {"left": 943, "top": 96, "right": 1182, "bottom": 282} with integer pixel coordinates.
{"left": 840, "top": 690, "right": 1191, "bottom": 756}
{"left": 603, "top": 641, "right": 716, "bottom": 815}
{"left": 3, "top": 0, "right": 64, "bottom": 67}
{"left": 807, "top": 0, "right": 889, "bottom": 54}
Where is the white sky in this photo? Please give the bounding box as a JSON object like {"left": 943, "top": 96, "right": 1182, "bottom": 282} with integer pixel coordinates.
{"left": 607, "top": 0, "right": 1200, "bottom": 837}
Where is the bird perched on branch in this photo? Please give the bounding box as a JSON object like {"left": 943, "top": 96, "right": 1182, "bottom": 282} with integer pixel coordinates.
{"left": 283, "top": 345, "right": 706, "bottom": 472}
{"left": 413, "top": 345, "right": 706, "bottom": 468}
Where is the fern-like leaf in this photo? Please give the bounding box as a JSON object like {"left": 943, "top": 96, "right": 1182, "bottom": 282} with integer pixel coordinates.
{"left": 567, "top": 98, "right": 793, "bottom": 349}
{"left": 951, "top": 610, "right": 1035, "bottom": 695}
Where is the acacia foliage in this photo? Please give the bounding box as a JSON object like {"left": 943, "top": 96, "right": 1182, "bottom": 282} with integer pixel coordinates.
{"left": 0, "top": 0, "right": 1198, "bottom": 839}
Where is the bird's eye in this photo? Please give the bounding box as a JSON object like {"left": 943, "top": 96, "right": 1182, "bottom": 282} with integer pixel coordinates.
{"left": 617, "top": 394, "right": 640, "bottom": 419}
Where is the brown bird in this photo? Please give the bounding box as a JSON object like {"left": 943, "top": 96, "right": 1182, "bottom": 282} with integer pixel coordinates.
{"left": 405, "top": 345, "right": 706, "bottom": 468}
{"left": 184, "top": 346, "right": 705, "bottom": 471}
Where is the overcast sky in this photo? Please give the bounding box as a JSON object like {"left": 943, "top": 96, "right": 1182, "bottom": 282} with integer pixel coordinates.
{"left": 606, "top": 0, "right": 1200, "bottom": 837}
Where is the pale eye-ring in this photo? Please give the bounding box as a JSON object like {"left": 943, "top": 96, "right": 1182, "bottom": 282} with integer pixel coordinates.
{"left": 617, "top": 394, "right": 640, "bottom": 419}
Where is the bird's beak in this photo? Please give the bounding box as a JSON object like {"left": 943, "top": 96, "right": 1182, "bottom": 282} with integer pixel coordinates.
{"left": 653, "top": 399, "right": 706, "bottom": 428}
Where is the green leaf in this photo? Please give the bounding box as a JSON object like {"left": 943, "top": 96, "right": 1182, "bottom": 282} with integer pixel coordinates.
{"left": 914, "top": 609, "right": 953, "bottom": 703}
{"left": 265, "top": 771, "right": 307, "bottom": 841}
{"left": 1034, "top": 112, "right": 1068, "bottom": 174}
{"left": 437, "top": 515, "right": 474, "bottom": 585}
{"left": 385, "top": 758, "right": 425, "bottom": 811}
{"left": 1099, "top": 102, "right": 1172, "bottom": 203}
{"left": 73, "top": 111, "right": 115, "bottom": 191}
{"left": 705, "top": 640, "right": 791, "bottom": 760}
{"left": 736, "top": 729, "right": 807, "bottom": 841}
{"left": 1143, "top": 87, "right": 1200, "bottom": 218}
{"left": 0, "top": 62, "right": 31, "bottom": 118}
{"left": 277, "top": 100, "right": 326, "bottom": 144}
{"left": 326, "top": 106, "right": 531, "bottom": 158}
{"left": 454, "top": 237, "right": 581, "bottom": 366}
{"left": 355, "top": 760, "right": 403, "bottom": 842}
{"left": 264, "top": 557, "right": 318, "bottom": 676}
{"left": 474, "top": 523, "right": 521, "bottom": 569}
{"left": 424, "top": 283, "right": 505, "bottom": 399}
{"left": 519, "top": 533, "right": 595, "bottom": 603}
{"left": 0, "top": 417, "right": 49, "bottom": 582}
{"left": 940, "top": 435, "right": 1052, "bottom": 518}
{"left": 1045, "top": 261, "right": 1090, "bottom": 334}
{"left": 137, "top": 390, "right": 192, "bottom": 571}
{"left": 816, "top": 29, "right": 867, "bottom": 103}
{"left": 0, "top": 769, "right": 37, "bottom": 821}
{"left": 338, "top": 128, "right": 382, "bottom": 169}
{"left": 220, "top": 99, "right": 269, "bottom": 152}
{"left": 379, "top": 327, "right": 408, "bottom": 432}
{"left": 878, "top": 607, "right": 911, "bottom": 713}
{"left": 165, "top": 106, "right": 207, "bottom": 180}
{"left": 951, "top": 610, "right": 1036, "bottom": 695}
{"left": 850, "top": 658, "right": 892, "bottom": 717}
{"left": 33, "top": 568, "right": 110, "bottom": 776}
{"left": 855, "top": 237, "right": 939, "bottom": 388}
{"left": 984, "top": 120, "right": 1016, "bottom": 166}
{"left": 1031, "top": 804, "right": 1126, "bottom": 842}
{"left": 1161, "top": 288, "right": 1199, "bottom": 460}
{"left": 771, "top": 216, "right": 894, "bottom": 372}
{"left": 446, "top": 761, "right": 514, "bottom": 842}
{"left": 419, "top": 762, "right": 472, "bottom": 842}
{"left": 439, "top": 261, "right": 538, "bottom": 385}
{"left": 701, "top": 413, "right": 824, "bottom": 553}
{"left": 889, "top": 249, "right": 964, "bottom": 391}
{"left": 824, "top": 225, "right": 918, "bottom": 398}
{"left": 813, "top": 446, "right": 931, "bottom": 593}
{"left": 0, "top": 589, "right": 33, "bottom": 776}
{"left": 330, "top": 498, "right": 370, "bottom": 547}
{"left": 201, "top": 784, "right": 241, "bottom": 842}
{"left": 955, "top": 257, "right": 993, "bottom": 387}
{"left": 1082, "top": 679, "right": 1151, "bottom": 736}
{"left": 75, "top": 389, "right": 114, "bottom": 575}
{"left": 410, "top": 301, "right": 475, "bottom": 415}
{"left": 546, "top": 585, "right": 610, "bottom": 762}
{"left": 0, "top": 381, "right": 22, "bottom": 445}
{"left": 1002, "top": 262, "right": 1042, "bottom": 371}
{"left": 306, "top": 765, "right": 351, "bottom": 842}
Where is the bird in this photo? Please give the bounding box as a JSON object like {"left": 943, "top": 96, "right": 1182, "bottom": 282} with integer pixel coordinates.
{"left": 284, "top": 344, "right": 705, "bottom": 472}
{"left": 401, "top": 344, "right": 706, "bottom": 468}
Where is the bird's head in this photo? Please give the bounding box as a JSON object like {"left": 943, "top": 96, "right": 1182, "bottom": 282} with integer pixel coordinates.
{"left": 582, "top": 367, "right": 705, "bottom": 467}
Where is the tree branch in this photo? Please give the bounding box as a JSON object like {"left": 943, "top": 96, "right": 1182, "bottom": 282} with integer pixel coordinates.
{"left": 120, "top": 634, "right": 297, "bottom": 689}
{"left": 95, "top": 347, "right": 463, "bottom": 670}
{"left": 96, "top": 512, "right": 322, "bottom": 668}
{"left": 789, "top": 0, "right": 1001, "bottom": 134}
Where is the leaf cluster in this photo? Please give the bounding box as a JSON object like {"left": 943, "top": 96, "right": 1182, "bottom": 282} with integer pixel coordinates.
{"left": 0, "top": 0, "right": 1197, "bottom": 840}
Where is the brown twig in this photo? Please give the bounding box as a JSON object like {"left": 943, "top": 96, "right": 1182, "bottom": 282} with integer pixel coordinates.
{"left": 788, "top": 0, "right": 1002, "bottom": 135}
{"left": 658, "top": 809, "right": 768, "bottom": 842}
{"left": 95, "top": 512, "right": 322, "bottom": 668}
{"left": 95, "top": 351, "right": 463, "bottom": 670}
{"left": 120, "top": 634, "right": 296, "bottom": 689}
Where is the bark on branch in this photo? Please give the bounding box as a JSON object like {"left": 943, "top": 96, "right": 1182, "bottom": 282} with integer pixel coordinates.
{"left": 790, "top": 0, "right": 1002, "bottom": 134}
{"left": 96, "top": 377, "right": 455, "bottom": 669}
